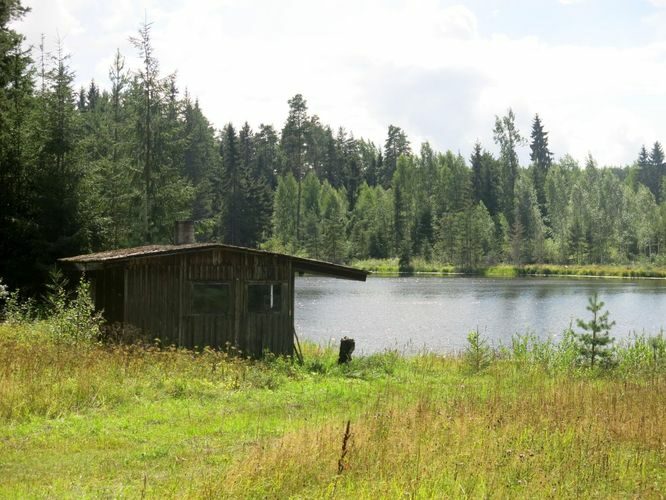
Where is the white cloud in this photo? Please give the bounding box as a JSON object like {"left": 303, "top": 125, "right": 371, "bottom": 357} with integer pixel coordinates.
{"left": 13, "top": 0, "right": 666, "bottom": 166}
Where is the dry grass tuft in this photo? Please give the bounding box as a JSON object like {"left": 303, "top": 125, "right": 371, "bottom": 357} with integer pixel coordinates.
{"left": 214, "top": 373, "right": 666, "bottom": 498}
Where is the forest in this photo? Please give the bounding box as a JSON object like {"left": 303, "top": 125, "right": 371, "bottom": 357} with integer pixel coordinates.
{"left": 2, "top": 2, "right": 666, "bottom": 293}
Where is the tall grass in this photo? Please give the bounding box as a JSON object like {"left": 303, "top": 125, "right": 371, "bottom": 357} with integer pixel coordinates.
{"left": 216, "top": 373, "right": 666, "bottom": 498}
{"left": 351, "top": 258, "right": 455, "bottom": 274}
{"left": 1, "top": 285, "right": 666, "bottom": 497}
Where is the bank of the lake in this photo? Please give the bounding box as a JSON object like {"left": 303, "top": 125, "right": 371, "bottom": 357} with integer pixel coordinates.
{"left": 1, "top": 322, "right": 665, "bottom": 498}
{"left": 352, "top": 258, "right": 666, "bottom": 279}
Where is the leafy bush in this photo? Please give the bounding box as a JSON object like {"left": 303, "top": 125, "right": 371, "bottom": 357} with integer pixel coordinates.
{"left": 42, "top": 270, "right": 102, "bottom": 344}
{"left": 1, "top": 279, "right": 37, "bottom": 324}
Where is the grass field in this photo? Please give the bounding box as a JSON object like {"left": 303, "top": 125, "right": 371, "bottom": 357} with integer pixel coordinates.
{"left": 352, "top": 259, "right": 666, "bottom": 279}
{"left": 1, "top": 319, "right": 665, "bottom": 498}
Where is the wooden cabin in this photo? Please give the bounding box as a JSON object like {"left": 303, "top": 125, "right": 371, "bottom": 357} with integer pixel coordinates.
{"left": 60, "top": 223, "right": 368, "bottom": 357}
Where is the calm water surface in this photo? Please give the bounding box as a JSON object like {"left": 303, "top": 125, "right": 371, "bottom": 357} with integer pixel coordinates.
{"left": 294, "top": 276, "right": 666, "bottom": 354}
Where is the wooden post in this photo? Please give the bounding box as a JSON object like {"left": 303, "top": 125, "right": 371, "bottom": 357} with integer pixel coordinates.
{"left": 338, "top": 337, "right": 355, "bottom": 364}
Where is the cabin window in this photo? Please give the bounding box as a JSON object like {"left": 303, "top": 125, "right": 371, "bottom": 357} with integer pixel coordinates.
{"left": 248, "top": 283, "right": 282, "bottom": 313}
{"left": 191, "top": 282, "right": 231, "bottom": 315}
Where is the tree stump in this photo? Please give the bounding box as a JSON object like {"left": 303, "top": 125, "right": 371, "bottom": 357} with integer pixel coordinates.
{"left": 338, "top": 337, "right": 355, "bottom": 364}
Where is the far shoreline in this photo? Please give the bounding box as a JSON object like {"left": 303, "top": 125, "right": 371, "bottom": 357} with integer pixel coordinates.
{"left": 350, "top": 260, "right": 666, "bottom": 280}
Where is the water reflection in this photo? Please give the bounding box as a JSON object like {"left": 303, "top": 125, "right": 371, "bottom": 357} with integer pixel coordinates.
{"left": 294, "top": 276, "right": 666, "bottom": 354}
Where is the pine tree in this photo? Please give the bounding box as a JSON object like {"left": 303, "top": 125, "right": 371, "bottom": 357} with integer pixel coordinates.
{"left": 575, "top": 293, "right": 615, "bottom": 367}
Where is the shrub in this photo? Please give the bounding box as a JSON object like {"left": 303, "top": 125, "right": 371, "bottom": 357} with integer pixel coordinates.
{"left": 42, "top": 269, "right": 102, "bottom": 344}
{"left": 1, "top": 279, "right": 36, "bottom": 324}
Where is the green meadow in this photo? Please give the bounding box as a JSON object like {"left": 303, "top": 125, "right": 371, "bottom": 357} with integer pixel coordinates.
{"left": 1, "top": 316, "right": 665, "bottom": 498}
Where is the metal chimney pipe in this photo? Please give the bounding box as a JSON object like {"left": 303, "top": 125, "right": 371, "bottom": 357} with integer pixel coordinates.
{"left": 174, "top": 220, "right": 195, "bottom": 245}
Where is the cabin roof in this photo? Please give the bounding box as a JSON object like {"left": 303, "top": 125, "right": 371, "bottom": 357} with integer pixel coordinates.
{"left": 59, "top": 243, "right": 368, "bottom": 282}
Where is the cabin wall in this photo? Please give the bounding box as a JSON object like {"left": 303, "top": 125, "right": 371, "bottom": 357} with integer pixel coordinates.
{"left": 118, "top": 248, "right": 294, "bottom": 357}
{"left": 89, "top": 267, "right": 125, "bottom": 325}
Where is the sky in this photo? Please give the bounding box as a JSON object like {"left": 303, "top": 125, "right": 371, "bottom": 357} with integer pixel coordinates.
{"left": 13, "top": 0, "right": 666, "bottom": 166}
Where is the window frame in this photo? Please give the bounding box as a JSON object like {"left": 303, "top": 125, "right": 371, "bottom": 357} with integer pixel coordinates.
{"left": 246, "top": 281, "right": 285, "bottom": 314}
{"left": 189, "top": 280, "right": 233, "bottom": 316}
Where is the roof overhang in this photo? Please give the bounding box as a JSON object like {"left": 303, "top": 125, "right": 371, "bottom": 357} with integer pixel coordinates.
{"left": 292, "top": 257, "right": 368, "bottom": 282}
{"left": 59, "top": 243, "right": 369, "bottom": 281}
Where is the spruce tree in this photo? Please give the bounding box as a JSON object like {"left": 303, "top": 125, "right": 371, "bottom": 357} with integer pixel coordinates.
{"left": 270, "top": 173, "right": 299, "bottom": 252}
{"left": 381, "top": 125, "right": 410, "bottom": 188}
{"left": 529, "top": 114, "right": 553, "bottom": 215}
{"left": 238, "top": 122, "right": 271, "bottom": 247}
{"left": 183, "top": 96, "right": 217, "bottom": 224}
{"left": 280, "top": 94, "right": 308, "bottom": 245}
{"left": 0, "top": 0, "right": 36, "bottom": 290}
{"left": 99, "top": 49, "right": 134, "bottom": 246}
{"left": 219, "top": 123, "right": 241, "bottom": 245}
{"left": 513, "top": 171, "right": 546, "bottom": 263}
{"left": 650, "top": 141, "right": 665, "bottom": 202}
{"left": 254, "top": 124, "right": 280, "bottom": 187}
{"left": 320, "top": 186, "right": 348, "bottom": 263}
{"left": 129, "top": 20, "right": 162, "bottom": 242}
{"left": 359, "top": 140, "right": 380, "bottom": 187}
{"left": 28, "top": 37, "right": 90, "bottom": 288}
{"left": 471, "top": 142, "right": 484, "bottom": 204}
{"left": 638, "top": 145, "right": 649, "bottom": 168}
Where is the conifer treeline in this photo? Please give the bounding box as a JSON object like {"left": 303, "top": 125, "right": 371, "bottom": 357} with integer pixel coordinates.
{"left": 2, "top": 4, "right": 666, "bottom": 291}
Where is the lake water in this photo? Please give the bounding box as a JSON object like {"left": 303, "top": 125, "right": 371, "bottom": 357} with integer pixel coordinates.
{"left": 294, "top": 276, "right": 666, "bottom": 354}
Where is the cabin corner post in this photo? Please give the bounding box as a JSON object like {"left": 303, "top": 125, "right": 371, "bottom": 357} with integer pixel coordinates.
{"left": 290, "top": 262, "right": 296, "bottom": 355}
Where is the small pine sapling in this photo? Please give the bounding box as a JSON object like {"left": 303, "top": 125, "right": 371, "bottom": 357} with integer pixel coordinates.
{"left": 575, "top": 293, "right": 615, "bottom": 367}
{"left": 464, "top": 330, "right": 492, "bottom": 373}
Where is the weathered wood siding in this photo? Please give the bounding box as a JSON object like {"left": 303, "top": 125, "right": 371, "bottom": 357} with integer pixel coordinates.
{"left": 90, "top": 267, "right": 124, "bottom": 324}
{"left": 93, "top": 247, "right": 295, "bottom": 357}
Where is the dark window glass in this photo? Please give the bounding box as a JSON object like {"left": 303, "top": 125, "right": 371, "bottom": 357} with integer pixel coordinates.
{"left": 248, "top": 283, "right": 282, "bottom": 313}
{"left": 191, "top": 282, "right": 231, "bottom": 315}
